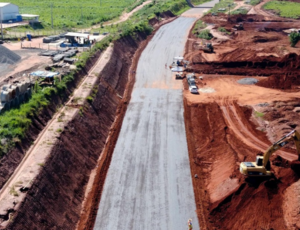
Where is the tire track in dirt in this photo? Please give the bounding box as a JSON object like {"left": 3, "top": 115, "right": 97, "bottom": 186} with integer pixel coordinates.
{"left": 219, "top": 98, "right": 298, "bottom": 162}
{"left": 184, "top": 99, "right": 298, "bottom": 229}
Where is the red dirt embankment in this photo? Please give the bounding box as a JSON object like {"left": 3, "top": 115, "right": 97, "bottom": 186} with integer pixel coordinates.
{"left": 183, "top": 13, "right": 300, "bottom": 229}
{"left": 5, "top": 32, "right": 148, "bottom": 230}
{"left": 184, "top": 101, "right": 299, "bottom": 230}
{"left": 186, "top": 14, "right": 300, "bottom": 89}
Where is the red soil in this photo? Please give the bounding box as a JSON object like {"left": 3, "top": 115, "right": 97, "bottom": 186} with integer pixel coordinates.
{"left": 184, "top": 13, "right": 300, "bottom": 230}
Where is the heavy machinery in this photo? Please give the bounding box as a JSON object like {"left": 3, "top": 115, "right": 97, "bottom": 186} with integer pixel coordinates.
{"left": 199, "top": 43, "right": 214, "bottom": 53}
{"left": 233, "top": 23, "right": 244, "bottom": 31}
{"left": 240, "top": 130, "right": 300, "bottom": 176}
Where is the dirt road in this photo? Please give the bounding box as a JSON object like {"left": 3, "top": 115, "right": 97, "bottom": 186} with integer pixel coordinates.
{"left": 93, "top": 1, "right": 218, "bottom": 229}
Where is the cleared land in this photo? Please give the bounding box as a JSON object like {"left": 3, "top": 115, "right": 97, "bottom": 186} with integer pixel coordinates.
{"left": 183, "top": 6, "right": 300, "bottom": 229}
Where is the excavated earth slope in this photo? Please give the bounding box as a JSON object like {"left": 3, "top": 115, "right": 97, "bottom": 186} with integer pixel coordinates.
{"left": 183, "top": 12, "right": 300, "bottom": 230}
{"left": 4, "top": 33, "right": 148, "bottom": 230}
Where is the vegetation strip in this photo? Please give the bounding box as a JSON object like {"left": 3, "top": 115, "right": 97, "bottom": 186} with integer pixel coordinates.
{"left": 263, "top": 1, "right": 300, "bottom": 19}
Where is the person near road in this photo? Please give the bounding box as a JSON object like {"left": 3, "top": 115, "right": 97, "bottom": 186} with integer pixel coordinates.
{"left": 188, "top": 219, "right": 193, "bottom": 230}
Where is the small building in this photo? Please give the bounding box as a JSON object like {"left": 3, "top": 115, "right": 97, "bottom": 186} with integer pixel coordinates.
{"left": 0, "top": 3, "right": 19, "bottom": 22}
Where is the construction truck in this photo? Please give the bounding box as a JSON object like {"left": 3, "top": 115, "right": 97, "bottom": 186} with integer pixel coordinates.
{"left": 199, "top": 43, "right": 214, "bottom": 53}
{"left": 240, "top": 130, "right": 300, "bottom": 177}
{"left": 233, "top": 23, "right": 244, "bottom": 31}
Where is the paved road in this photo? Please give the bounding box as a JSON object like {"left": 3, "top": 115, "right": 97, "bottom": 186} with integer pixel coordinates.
{"left": 94, "top": 1, "right": 219, "bottom": 229}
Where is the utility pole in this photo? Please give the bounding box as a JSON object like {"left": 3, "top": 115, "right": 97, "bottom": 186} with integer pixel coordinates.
{"left": 0, "top": 7, "right": 3, "bottom": 41}
{"left": 51, "top": 3, "right": 53, "bottom": 29}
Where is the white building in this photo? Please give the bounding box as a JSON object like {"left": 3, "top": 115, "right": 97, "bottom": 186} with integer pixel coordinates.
{"left": 0, "top": 3, "right": 19, "bottom": 22}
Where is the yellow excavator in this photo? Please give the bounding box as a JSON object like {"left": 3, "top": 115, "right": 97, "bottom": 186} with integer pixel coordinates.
{"left": 240, "top": 130, "right": 300, "bottom": 176}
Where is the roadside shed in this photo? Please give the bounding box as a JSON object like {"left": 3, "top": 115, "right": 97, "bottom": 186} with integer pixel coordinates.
{"left": 21, "top": 14, "right": 40, "bottom": 24}
{"left": 64, "top": 32, "right": 91, "bottom": 46}
{"left": 30, "top": 71, "right": 59, "bottom": 85}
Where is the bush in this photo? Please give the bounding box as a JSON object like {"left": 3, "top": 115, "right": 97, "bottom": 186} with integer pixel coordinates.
{"left": 218, "top": 27, "right": 230, "bottom": 34}
{"left": 192, "top": 20, "right": 207, "bottom": 35}
{"left": 231, "top": 7, "right": 249, "bottom": 15}
{"left": 198, "top": 29, "right": 213, "bottom": 40}
{"left": 249, "top": 0, "right": 261, "bottom": 6}
{"left": 290, "top": 31, "right": 300, "bottom": 47}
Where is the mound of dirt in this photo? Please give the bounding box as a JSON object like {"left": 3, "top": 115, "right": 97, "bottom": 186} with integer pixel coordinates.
{"left": 252, "top": 35, "right": 280, "bottom": 43}
{"left": 0, "top": 45, "right": 21, "bottom": 65}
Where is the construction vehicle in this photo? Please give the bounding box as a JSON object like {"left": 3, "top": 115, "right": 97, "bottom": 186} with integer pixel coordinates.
{"left": 233, "top": 23, "right": 244, "bottom": 31}
{"left": 240, "top": 130, "right": 300, "bottom": 177}
{"left": 199, "top": 43, "right": 214, "bottom": 53}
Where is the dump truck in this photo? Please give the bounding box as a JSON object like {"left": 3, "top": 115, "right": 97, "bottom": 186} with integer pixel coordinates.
{"left": 240, "top": 130, "right": 300, "bottom": 177}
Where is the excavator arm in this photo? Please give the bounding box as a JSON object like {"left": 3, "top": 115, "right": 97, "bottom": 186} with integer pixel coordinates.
{"left": 240, "top": 130, "right": 300, "bottom": 176}
{"left": 263, "top": 130, "right": 300, "bottom": 167}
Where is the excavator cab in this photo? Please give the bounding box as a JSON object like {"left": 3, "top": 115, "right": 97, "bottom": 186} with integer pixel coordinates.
{"left": 240, "top": 156, "right": 270, "bottom": 176}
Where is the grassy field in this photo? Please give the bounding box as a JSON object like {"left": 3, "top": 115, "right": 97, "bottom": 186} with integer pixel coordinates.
{"left": 231, "top": 7, "right": 249, "bottom": 15}
{"left": 263, "top": 1, "right": 300, "bottom": 19}
{"left": 208, "top": 0, "right": 235, "bottom": 14}
{"left": 248, "top": 0, "right": 261, "bottom": 6}
{"left": 10, "top": 0, "right": 145, "bottom": 28}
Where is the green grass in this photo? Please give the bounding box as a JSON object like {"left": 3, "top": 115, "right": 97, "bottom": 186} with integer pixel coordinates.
{"left": 191, "top": 0, "right": 210, "bottom": 5}
{"left": 263, "top": 1, "right": 300, "bottom": 19}
{"left": 197, "top": 29, "right": 213, "bottom": 40}
{"left": 126, "top": 0, "right": 146, "bottom": 13}
{"left": 218, "top": 27, "right": 230, "bottom": 34}
{"left": 192, "top": 20, "right": 207, "bottom": 35}
{"left": 248, "top": 0, "right": 261, "bottom": 6}
{"left": 231, "top": 7, "right": 249, "bottom": 15}
{"left": 209, "top": 0, "right": 235, "bottom": 14}
{"left": 56, "top": 128, "right": 63, "bottom": 133}
{"left": 254, "top": 111, "right": 265, "bottom": 118}
{"left": 9, "top": 0, "right": 141, "bottom": 29}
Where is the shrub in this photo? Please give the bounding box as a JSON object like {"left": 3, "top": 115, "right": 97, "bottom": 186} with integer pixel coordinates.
{"left": 218, "top": 27, "right": 230, "bottom": 34}
{"left": 290, "top": 31, "right": 300, "bottom": 47}
{"left": 198, "top": 29, "right": 213, "bottom": 40}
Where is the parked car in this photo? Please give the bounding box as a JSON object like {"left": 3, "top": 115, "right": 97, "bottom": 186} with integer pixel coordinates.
{"left": 189, "top": 85, "right": 199, "bottom": 94}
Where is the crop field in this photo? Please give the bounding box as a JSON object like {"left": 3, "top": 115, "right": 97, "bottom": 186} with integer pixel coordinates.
{"left": 263, "top": 1, "right": 300, "bottom": 19}
{"left": 10, "top": 0, "right": 145, "bottom": 28}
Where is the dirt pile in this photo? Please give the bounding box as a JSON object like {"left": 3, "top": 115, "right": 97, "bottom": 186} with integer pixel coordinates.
{"left": 0, "top": 45, "right": 21, "bottom": 65}
{"left": 3, "top": 32, "right": 148, "bottom": 230}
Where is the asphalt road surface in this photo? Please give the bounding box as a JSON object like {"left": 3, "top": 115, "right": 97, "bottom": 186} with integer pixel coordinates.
{"left": 94, "top": 1, "right": 218, "bottom": 229}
